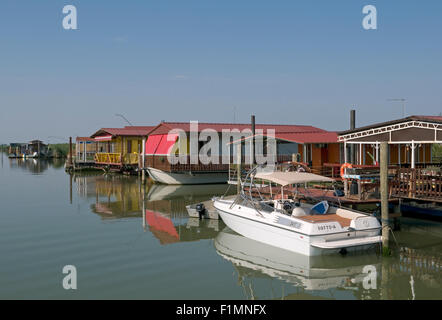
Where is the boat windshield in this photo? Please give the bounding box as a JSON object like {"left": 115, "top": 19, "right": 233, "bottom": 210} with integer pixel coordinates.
{"left": 234, "top": 192, "right": 284, "bottom": 214}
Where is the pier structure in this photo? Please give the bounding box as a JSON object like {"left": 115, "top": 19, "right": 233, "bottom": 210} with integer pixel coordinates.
{"left": 337, "top": 115, "right": 442, "bottom": 218}
{"left": 338, "top": 115, "right": 441, "bottom": 168}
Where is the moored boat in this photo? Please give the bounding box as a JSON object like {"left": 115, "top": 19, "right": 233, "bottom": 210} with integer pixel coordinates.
{"left": 213, "top": 168, "right": 382, "bottom": 256}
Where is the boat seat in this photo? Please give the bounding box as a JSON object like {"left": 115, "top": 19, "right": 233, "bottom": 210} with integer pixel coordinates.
{"left": 310, "top": 201, "right": 329, "bottom": 215}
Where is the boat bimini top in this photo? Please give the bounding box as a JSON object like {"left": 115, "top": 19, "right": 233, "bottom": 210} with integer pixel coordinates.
{"left": 254, "top": 171, "right": 334, "bottom": 186}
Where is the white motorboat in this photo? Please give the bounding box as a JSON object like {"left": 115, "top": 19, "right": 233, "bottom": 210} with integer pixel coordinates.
{"left": 213, "top": 167, "right": 382, "bottom": 256}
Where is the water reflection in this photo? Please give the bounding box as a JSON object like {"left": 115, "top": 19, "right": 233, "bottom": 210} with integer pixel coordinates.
{"left": 70, "top": 172, "right": 441, "bottom": 300}
{"left": 214, "top": 221, "right": 442, "bottom": 300}
{"left": 215, "top": 227, "right": 381, "bottom": 299}
{"left": 7, "top": 157, "right": 65, "bottom": 174}
{"left": 144, "top": 184, "right": 228, "bottom": 244}
{"left": 73, "top": 173, "right": 227, "bottom": 244}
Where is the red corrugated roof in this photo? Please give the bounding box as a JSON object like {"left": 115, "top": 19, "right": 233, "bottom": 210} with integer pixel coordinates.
{"left": 90, "top": 126, "right": 155, "bottom": 138}
{"left": 148, "top": 122, "right": 329, "bottom": 136}
{"left": 76, "top": 137, "right": 96, "bottom": 142}
{"left": 229, "top": 131, "right": 338, "bottom": 144}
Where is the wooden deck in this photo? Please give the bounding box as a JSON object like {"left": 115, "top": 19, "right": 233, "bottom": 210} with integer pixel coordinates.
{"left": 296, "top": 214, "right": 352, "bottom": 228}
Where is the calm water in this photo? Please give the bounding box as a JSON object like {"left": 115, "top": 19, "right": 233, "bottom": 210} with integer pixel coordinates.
{"left": 0, "top": 155, "right": 441, "bottom": 300}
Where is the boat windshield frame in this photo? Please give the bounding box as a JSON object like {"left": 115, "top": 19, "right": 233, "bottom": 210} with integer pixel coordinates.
{"left": 236, "top": 165, "right": 341, "bottom": 214}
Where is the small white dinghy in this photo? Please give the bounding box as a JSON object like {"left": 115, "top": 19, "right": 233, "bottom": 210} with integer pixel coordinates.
{"left": 213, "top": 168, "right": 382, "bottom": 256}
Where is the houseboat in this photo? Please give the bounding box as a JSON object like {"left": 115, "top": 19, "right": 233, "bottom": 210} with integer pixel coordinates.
{"left": 143, "top": 121, "right": 340, "bottom": 185}
{"left": 8, "top": 140, "right": 48, "bottom": 158}
{"left": 90, "top": 126, "right": 154, "bottom": 172}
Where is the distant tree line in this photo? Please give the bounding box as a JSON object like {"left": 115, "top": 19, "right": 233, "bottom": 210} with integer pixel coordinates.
{"left": 48, "top": 143, "right": 71, "bottom": 158}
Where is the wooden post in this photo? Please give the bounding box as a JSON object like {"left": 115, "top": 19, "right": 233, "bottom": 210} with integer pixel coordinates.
{"left": 411, "top": 140, "right": 415, "bottom": 169}
{"left": 237, "top": 143, "right": 241, "bottom": 194}
{"left": 69, "top": 173, "right": 73, "bottom": 204}
{"left": 121, "top": 137, "right": 124, "bottom": 165}
{"left": 142, "top": 137, "right": 146, "bottom": 183}
{"left": 69, "top": 137, "right": 73, "bottom": 167}
{"left": 350, "top": 110, "right": 355, "bottom": 164}
{"left": 380, "top": 142, "right": 390, "bottom": 256}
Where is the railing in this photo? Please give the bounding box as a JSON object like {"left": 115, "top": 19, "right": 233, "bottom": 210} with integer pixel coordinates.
{"left": 95, "top": 153, "right": 122, "bottom": 164}
{"left": 391, "top": 168, "right": 442, "bottom": 199}
{"left": 145, "top": 155, "right": 229, "bottom": 172}
{"left": 123, "top": 153, "right": 139, "bottom": 165}
{"left": 76, "top": 152, "right": 96, "bottom": 162}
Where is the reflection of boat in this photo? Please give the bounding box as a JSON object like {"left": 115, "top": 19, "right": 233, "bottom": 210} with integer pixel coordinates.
{"left": 215, "top": 227, "right": 381, "bottom": 291}
{"left": 186, "top": 202, "right": 219, "bottom": 220}
{"left": 214, "top": 169, "right": 381, "bottom": 256}
{"left": 147, "top": 183, "right": 234, "bottom": 220}
{"left": 147, "top": 183, "right": 231, "bottom": 201}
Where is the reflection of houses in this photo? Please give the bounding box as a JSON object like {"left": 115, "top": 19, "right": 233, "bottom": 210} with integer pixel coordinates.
{"left": 84, "top": 175, "right": 143, "bottom": 219}
{"left": 144, "top": 184, "right": 226, "bottom": 244}
{"left": 73, "top": 173, "right": 224, "bottom": 243}
{"left": 144, "top": 209, "right": 222, "bottom": 245}
{"left": 8, "top": 158, "right": 51, "bottom": 173}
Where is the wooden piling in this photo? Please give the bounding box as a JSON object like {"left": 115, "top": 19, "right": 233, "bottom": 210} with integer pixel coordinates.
{"left": 380, "top": 141, "right": 390, "bottom": 256}
{"left": 69, "top": 173, "right": 73, "bottom": 204}
{"left": 69, "top": 137, "right": 73, "bottom": 167}
{"left": 141, "top": 137, "right": 146, "bottom": 184}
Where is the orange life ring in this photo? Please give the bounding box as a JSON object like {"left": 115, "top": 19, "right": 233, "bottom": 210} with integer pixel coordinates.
{"left": 340, "top": 163, "right": 353, "bottom": 179}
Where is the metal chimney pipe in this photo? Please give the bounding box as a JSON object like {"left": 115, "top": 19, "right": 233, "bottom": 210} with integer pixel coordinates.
{"left": 350, "top": 110, "right": 356, "bottom": 164}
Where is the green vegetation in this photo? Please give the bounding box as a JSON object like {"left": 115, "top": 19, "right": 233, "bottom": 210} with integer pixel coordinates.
{"left": 0, "top": 144, "right": 8, "bottom": 152}
{"left": 48, "top": 143, "right": 71, "bottom": 158}
{"left": 432, "top": 144, "right": 442, "bottom": 163}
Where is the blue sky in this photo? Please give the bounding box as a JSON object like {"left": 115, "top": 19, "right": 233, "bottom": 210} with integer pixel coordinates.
{"left": 0, "top": 0, "right": 441, "bottom": 142}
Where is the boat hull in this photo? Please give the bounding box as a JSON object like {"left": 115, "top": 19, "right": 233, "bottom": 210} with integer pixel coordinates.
{"left": 147, "top": 167, "right": 228, "bottom": 185}
{"left": 214, "top": 200, "right": 381, "bottom": 256}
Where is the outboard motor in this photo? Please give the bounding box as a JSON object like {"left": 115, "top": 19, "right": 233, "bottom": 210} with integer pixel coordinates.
{"left": 195, "top": 203, "right": 206, "bottom": 220}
